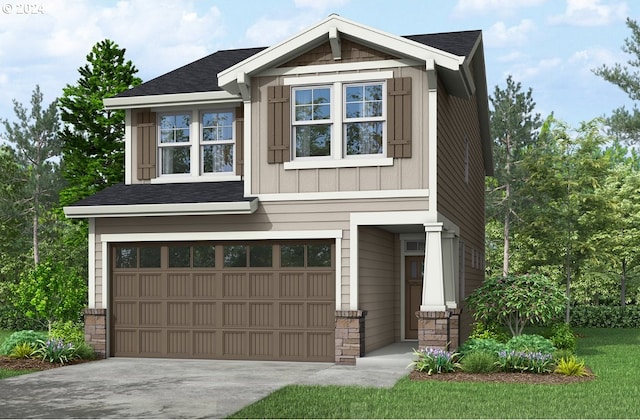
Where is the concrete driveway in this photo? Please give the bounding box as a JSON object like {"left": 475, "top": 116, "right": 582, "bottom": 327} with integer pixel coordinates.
{"left": 0, "top": 343, "right": 414, "bottom": 419}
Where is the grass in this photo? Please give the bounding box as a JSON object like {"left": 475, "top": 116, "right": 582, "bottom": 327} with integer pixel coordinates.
{"left": 229, "top": 328, "right": 640, "bottom": 419}
{"left": 0, "top": 329, "right": 39, "bottom": 379}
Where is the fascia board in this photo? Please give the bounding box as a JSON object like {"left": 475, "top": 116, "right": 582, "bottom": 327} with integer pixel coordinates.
{"left": 218, "top": 14, "right": 465, "bottom": 91}
{"left": 103, "top": 91, "right": 241, "bottom": 110}
{"left": 63, "top": 199, "right": 258, "bottom": 218}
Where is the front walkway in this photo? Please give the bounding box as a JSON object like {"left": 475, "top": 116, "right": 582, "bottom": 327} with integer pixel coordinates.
{"left": 0, "top": 342, "right": 416, "bottom": 419}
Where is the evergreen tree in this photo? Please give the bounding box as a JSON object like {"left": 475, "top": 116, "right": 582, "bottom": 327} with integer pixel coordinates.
{"left": 58, "top": 39, "right": 141, "bottom": 206}
{"left": 487, "top": 75, "right": 542, "bottom": 276}
{"left": 593, "top": 18, "right": 640, "bottom": 143}
{"left": 1, "top": 85, "right": 62, "bottom": 265}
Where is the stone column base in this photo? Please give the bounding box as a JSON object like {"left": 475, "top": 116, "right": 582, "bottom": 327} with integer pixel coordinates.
{"left": 415, "top": 309, "right": 461, "bottom": 351}
{"left": 335, "top": 310, "right": 367, "bottom": 365}
{"left": 84, "top": 308, "right": 107, "bottom": 359}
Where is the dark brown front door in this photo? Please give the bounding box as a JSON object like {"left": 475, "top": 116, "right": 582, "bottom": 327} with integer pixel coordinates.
{"left": 405, "top": 255, "right": 424, "bottom": 339}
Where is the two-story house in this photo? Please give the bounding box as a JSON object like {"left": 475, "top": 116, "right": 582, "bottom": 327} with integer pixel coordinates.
{"left": 64, "top": 14, "right": 492, "bottom": 365}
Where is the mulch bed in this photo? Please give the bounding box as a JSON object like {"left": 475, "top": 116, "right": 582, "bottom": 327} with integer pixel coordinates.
{"left": 409, "top": 368, "right": 595, "bottom": 384}
{"left": 0, "top": 356, "right": 94, "bottom": 371}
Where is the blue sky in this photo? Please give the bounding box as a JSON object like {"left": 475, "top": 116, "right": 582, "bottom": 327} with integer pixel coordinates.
{"left": 0, "top": 0, "right": 638, "bottom": 131}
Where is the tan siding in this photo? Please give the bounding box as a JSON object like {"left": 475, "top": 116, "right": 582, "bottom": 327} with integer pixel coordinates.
{"left": 436, "top": 77, "right": 486, "bottom": 331}
{"left": 358, "top": 227, "right": 396, "bottom": 353}
{"left": 251, "top": 66, "right": 429, "bottom": 195}
{"left": 92, "top": 198, "right": 427, "bottom": 311}
{"left": 281, "top": 39, "right": 398, "bottom": 67}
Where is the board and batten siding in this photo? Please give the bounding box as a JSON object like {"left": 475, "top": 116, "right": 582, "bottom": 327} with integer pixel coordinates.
{"left": 358, "top": 226, "right": 397, "bottom": 353}
{"left": 92, "top": 198, "right": 427, "bottom": 309}
{"left": 250, "top": 65, "right": 428, "bottom": 195}
{"left": 436, "top": 78, "right": 487, "bottom": 341}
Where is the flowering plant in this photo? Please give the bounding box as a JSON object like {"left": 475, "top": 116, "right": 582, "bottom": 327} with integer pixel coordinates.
{"left": 33, "top": 338, "right": 76, "bottom": 365}
{"left": 409, "top": 347, "right": 460, "bottom": 375}
{"left": 497, "top": 350, "right": 554, "bottom": 373}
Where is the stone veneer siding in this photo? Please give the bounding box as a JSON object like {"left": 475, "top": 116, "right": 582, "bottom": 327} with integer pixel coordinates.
{"left": 335, "top": 310, "right": 367, "bottom": 365}
{"left": 84, "top": 308, "right": 107, "bottom": 359}
{"left": 415, "top": 310, "right": 461, "bottom": 351}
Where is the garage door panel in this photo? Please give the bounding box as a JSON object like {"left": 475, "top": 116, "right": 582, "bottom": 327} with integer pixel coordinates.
{"left": 140, "top": 274, "right": 163, "bottom": 298}
{"left": 249, "top": 302, "right": 273, "bottom": 327}
{"left": 167, "top": 273, "right": 191, "bottom": 298}
{"left": 249, "top": 273, "right": 274, "bottom": 298}
{"left": 223, "top": 273, "right": 246, "bottom": 298}
{"left": 111, "top": 241, "right": 335, "bottom": 362}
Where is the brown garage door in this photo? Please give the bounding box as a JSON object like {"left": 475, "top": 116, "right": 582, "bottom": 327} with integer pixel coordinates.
{"left": 110, "top": 241, "right": 335, "bottom": 362}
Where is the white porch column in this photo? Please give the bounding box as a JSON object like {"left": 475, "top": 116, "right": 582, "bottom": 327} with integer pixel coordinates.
{"left": 442, "top": 231, "right": 458, "bottom": 309}
{"left": 421, "top": 223, "right": 446, "bottom": 311}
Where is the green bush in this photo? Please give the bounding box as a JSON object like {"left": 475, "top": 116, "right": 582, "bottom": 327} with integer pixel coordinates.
{"left": 410, "top": 348, "right": 460, "bottom": 375}
{"left": 506, "top": 334, "right": 555, "bottom": 354}
{"left": 553, "top": 348, "right": 576, "bottom": 362}
{"left": 0, "top": 330, "right": 47, "bottom": 355}
{"left": 572, "top": 306, "right": 640, "bottom": 328}
{"left": 550, "top": 323, "right": 577, "bottom": 353}
{"left": 9, "top": 342, "right": 36, "bottom": 359}
{"left": 554, "top": 356, "right": 591, "bottom": 377}
{"left": 49, "top": 320, "right": 85, "bottom": 345}
{"left": 497, "top": 350, "right": 554, "bottom": 374}
{"left": 73, "top": 342, "right": 97, "bottom": 360}
{"left": 460, "top": 351, "right": 499, "bottom": 373}
{"left": 458, "top": 338, "right": 507, "bottom": 357}
{"left": 32, "top": 338, "right": 76, "bottom": 365}
{"left": 469, "top": 322, "right": 510, "bottom": 343}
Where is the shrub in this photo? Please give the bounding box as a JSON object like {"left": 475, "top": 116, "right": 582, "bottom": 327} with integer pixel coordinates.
{"left": 506, "top": 334, "right": 556, "bottom": 354}
{"left": 469, "top": 321, "right": 510, "bottom": 343}
{"left": 550, "top": 323, "right": 577, "bottom": 353}
{"left": 553, "top": 348, "right": 576, "bottom": 362}
{"left": 0, "top": 330, "right": 47, "bottom": 355}
{"left": 460, "top": 351, "right": 499, "bottom": 373}
{"left": 466, "top": 274, "right": 566, "bottom": 336}
{"left": 50, "top": 320, "right": 85, "bottom": 345}
{"left": 572, "top": 305, "right": 640, "bottom": 328}
{"left": 9, "top": 342, "right": 36, "bottom": 359}
{"left": 554, "top": 356, "right": 591, "bottom": 377}
{"left": 409, "top": 348, "right": 460, "bottom": 375}
{"left": 33, "top": 338, "right": 76, "bottom": 365}
{"left": 458, "top": 338, "right": 507, "bottom": 357}
{"left": 497, "top": 350, "right": 554, "bottom": 374}
{"left": 73, "top": 342, "right": 97, "bottom": 360}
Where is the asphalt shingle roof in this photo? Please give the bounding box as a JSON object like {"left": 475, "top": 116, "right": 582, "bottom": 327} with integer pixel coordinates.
{"left": 70, "top": 181, "right": 251, "bottom": 207}
{"left": 116, "top": 31, "right": 480, "bottom": 98}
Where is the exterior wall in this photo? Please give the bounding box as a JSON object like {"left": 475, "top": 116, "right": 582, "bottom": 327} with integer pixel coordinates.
{"left": 281, "top": 39, "right": 398, "bottom": 67}
{"left": 358, "top": 226, "right": 397, "bottom": 353}
{"left": 91, "top": 198, "right": 428, "bottom": 309}
{"left": 436, "top": 78, "right": 487, "bottom": 341}
{"left": 250, "top": 65, "right": 429, "bottom": 195}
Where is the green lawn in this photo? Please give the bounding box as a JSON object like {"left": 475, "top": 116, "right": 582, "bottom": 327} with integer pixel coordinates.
{"left": 0, "top": 329, "right": 39, "bottom": 379}
{"left": 229, "top": 328, "right": 640, "bottom": 419}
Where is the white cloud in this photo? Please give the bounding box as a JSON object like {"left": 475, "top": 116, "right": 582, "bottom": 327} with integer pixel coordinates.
{"left": 453, "top": 0, "right": 547, "bottom": 16}
{"left": 484, "top": 19, "right": 535, "bottom": 48}
{"left": 548, "top": 0, "right": 628, "bottom": 26}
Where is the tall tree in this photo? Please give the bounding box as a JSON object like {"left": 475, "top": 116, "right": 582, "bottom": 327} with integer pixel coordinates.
{"left": 1, "top": 85, "right": 62, "bottom": 265}
{"left": 58, "top": 39, "right": 141, "bottom": 207}
{"left": 593, "top": 17, "right": 640, "bottom": 143}
{"left": 487, "top": 75, "right": 542, "bottom": 276}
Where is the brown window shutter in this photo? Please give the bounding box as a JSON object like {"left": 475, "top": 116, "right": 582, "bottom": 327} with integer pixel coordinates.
{"left": 267, "top": 85, "right": 291, "bottom": 163}
{"left": 235, "top": 106, "right": 244, "bottom": 176}
{"left": 136, "top": 110, "right": 157, "bottom": 180}
{"left": 387, "top": 77, "right": 412, "bottom": 158}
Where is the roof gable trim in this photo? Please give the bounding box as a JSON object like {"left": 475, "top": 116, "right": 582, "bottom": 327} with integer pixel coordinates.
{"left": 104, "top": 90, "right": 241, "bottom": 110}
{"left": 64, "top": 199, "right": 259, "bottom": 218}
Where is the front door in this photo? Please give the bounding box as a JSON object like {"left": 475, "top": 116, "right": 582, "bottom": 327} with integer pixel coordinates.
{"left": 405, "top": 255, "right": 424, "bottom": 339}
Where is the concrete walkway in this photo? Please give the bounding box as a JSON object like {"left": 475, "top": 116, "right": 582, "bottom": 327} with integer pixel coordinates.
{"left": 0, "top": 342, "right": 416, "bottom": 419}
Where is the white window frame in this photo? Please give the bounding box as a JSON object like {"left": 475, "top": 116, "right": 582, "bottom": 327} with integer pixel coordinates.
{"left": 200, "top": 109, "right": 235, "bottom": 175}
{"left": 283, "top": 71, "right": 394, "bottom": 170}
{"left": 343, "top": 81, "right": 386, "bottom": 159}
{"left": 158, "top": 111, "right": 192, "bottom": 177}
{"left": 291, "top": 85, "right": 334, "bottom": 161}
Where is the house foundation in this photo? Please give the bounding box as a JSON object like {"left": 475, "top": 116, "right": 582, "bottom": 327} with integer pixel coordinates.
{"left": 84, "top": 308, "right": 107, "bottom": 359}
{"left": 335, "top": 310, "right": 367, "bottom": 365}
{"left": 415, "top": 309, "right": 461, "bottom": 351}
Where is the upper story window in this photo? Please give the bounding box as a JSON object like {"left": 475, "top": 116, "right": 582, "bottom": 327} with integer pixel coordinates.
{"left": 291, "top": 81, "right": 385, "bottom": 163}
{"left": 159, "top": 113, "right": 191, "bottom": 175}
{"left": 202, "top": 111, "right": 234, "bottom": 173}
